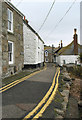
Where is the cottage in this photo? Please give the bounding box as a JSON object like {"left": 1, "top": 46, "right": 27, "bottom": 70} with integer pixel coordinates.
{"left": 55, "top": 29, "right": 82, "bottom": 66}
{"left": 23, "top": 19, "right": 44, "bottom": 68}
{"left": 0, "top": 0, "right": 24, "bottom": 78}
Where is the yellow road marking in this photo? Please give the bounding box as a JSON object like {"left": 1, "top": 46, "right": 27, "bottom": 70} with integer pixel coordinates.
{"left": 23, "top": 68, "right": 59, "bottom": 119}
{"left": 33, "top": 69, "right": 60, "bottom": 119}
{"left": 0, "top": 66, "right": 47, "bottom": 93}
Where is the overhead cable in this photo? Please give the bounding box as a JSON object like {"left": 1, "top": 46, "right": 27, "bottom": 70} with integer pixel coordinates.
{"left": 38, "top": 0, "right": 56, "bottom": 33}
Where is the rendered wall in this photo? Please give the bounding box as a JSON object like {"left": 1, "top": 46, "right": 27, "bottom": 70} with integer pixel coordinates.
{"left": 56, "top": 55, "right": 79, "bottom": 66}
{"left": 23, "top": 23, "right": 44, "bottom": 65}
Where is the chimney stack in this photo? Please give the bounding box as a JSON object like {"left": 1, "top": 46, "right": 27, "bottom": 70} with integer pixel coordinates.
{"left": 61, "top": 40, "right": 63, "bottom": 48}
{"left": 73, "top": 28, "right": 78, "bottom": 55}
{"left": 24, "top": 16, "right": 26, "bottom": 20}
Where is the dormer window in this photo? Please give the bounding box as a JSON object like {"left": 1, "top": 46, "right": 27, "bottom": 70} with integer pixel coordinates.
{"left": 45, "top": 51, "right": 48, "bottom": 56}
{"left": 7, "top": 8, "right": 13, "bottom": 33}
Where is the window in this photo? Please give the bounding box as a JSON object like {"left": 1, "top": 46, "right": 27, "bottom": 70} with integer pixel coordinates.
{"left": 63, "top": 60, "right": 66, "bottom": 65}
{"left": 7, "top": 8, "right": 13, "bottom": 32}
{"left": 8, "top": 41, "right": 14, "bottom": 64}
{"left": 45, "top": 51, "right": 48, "bottom": 56}
{"left": 45, "top": 58, "right": 48, "bottom": 62}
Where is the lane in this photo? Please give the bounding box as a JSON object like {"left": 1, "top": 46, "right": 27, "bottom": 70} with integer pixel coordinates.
{"left": 0, "top": 67, "right": 46, "bottom": 93}
{"left": 2, "top": 65, "right": 57, "bottom": 118}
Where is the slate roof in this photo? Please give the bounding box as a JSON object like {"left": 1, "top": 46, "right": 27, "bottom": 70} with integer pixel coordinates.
{"left": 23, "top": 20, "right": 44, "bottom": 44}
{"left": 56, "top": 40, "right": 82, "bottom": 55}
{"left": 5, "top": 0, "right": 24, "bottom": 17}
{"left": 44, "top": 46, "right": 59, "bottom": 53}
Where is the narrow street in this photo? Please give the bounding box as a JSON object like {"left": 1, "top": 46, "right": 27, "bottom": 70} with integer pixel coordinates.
{"left": 2, "top": 64, "right": 58, "bottom": 119}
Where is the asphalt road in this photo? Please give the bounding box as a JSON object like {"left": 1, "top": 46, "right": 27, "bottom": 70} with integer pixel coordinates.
{"left": 2, "top": 64, "right": 57, "bottom": 119}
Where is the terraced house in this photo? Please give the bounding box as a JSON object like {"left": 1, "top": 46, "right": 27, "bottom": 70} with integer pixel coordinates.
{"left": 0, "top": 0, "right": 24, "bottom": 78}
{"left": 23, "top": 19, "right": 44, "bottom": 68}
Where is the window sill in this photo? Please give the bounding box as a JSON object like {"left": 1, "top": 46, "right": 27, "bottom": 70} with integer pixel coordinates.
{"left": 9, "top": 63, "right": 14, "bottom": 67}
{"left": 7, "top": 30, "right": 14, "bottom": 35}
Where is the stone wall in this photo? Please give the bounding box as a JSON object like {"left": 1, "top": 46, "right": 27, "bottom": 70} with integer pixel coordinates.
{"left": 23, "top": 23, "right": 37, "bottom": 64}
{"left": 44, "top": 51, "right": 53, "bottom": 63}
{"left": 0, "top": 1, "right": 2, "bottom": 78}
{"left": 0, "top": 1, "right": 2, "bottom": 119}
{"left": 23, "top": 22, "right": 44, "bottom": 66}
{"left": 2, "top": 2, "right": 24, "bottom": 78}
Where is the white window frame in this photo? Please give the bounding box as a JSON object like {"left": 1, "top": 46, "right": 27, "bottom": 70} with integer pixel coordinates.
{"left": 45, "top": 58, "right": 48, "bottom": 62}
{"left": 45, "top": 51, "right": 48, "bottom": 56}
{"left": 8, "top": 41, "right": 14, "bottom": 64}
{"left": 7, "top": 8, "right": 13, "bottom": 33}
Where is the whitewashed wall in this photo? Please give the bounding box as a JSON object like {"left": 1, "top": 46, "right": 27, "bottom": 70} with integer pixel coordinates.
{"left": 23, "top": 23, "right": 44, "bottom": 65}
{"left": 56, "top": 55, "right": 80, "bottom": 66}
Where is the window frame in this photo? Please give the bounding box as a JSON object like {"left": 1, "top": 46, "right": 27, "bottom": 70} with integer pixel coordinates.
{"left": 45, "top": 51, "right": 48, "bottom": 56}
{"left": 45, "top": 58, "right": 48, "bottom": 62}
{"left": 8, "top": 41, "right": 14, "bottom": 65}
{"left": 7, "top": 8, "right": 13, "bottom": 33}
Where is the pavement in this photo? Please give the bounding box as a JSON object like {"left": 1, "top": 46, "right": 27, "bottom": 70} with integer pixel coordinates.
{"left": 2, "top": 63, "right": 57, "bottom": 119}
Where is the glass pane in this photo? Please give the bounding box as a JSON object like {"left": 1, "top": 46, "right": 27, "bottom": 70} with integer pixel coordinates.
{"left": 8, "top": 21, "right": 11, "bottom": 30}
{"left": 9, "top": 22, "right": 11, "bottom": 30}
{"left": 8, "top": 9, "right": 10, "bottom": 20}
{"left": 8, "top": 53, "right": 12, "bottom": 62}
{"left": 10, "top": 12, "right": 12, "bottom": 21}
{"left": 8, "top": 42, "right": 12, "bottom": 52}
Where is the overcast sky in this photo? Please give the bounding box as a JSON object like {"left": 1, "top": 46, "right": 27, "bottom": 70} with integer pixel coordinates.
{"left": 11, "top": 0, "right": 81, "bottom": 47}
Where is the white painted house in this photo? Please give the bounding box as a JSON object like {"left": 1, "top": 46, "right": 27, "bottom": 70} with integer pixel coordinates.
{"left": 23, "top": 20, "right": 44, "bottom": 68}
{"left": 55, "top": 29, "right": 82, "bottom": 66}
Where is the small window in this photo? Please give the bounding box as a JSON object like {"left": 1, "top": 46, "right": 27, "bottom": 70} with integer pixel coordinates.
{"left": 45, "top": 51, "right": 48, "bottom": 56}
{"left": 45, "top": 58, "right": 48, "bottom": 62}
{"left": 8, "top": 41, "right": 14, "bottom": 64}
{"left": 63, "top": 60, "right": 66, "bottom": 64}
{"left": 7, "top": 8, "right": 13, "bottom": 32}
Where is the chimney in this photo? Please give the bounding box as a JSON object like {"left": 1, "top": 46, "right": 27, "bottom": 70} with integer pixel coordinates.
{"left": 73, "top": 28, "right": 78, "bottom": 55}
{"left": 26, "top": 19, "right": 28, "bottom": 24}
{"left": 24, "top": 16, "right": 26, "bottom": 20}
{"left": 61, "top": 40, "right": 63, "bottom": 48}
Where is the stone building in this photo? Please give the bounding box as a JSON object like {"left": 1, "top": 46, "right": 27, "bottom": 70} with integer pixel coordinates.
{"left": 44, "top": 43, "right": 62, "bottom": 63}
{"left": 23, "top": 19, "right": 44, "bottom": 68}
{"left": 0, "top": 0, "right": 24, "bottom": 78}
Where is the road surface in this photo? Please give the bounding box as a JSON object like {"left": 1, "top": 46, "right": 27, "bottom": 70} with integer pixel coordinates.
{"left": 2, "top": 63, "right": 58, "bottom": 119}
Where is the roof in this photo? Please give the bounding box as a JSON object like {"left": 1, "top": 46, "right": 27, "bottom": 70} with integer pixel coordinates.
{"left": 44, "top": 46, "right": 58, "bottom": 50}
{"left": 23, "top": 20, "right": 44, "bottom": 44}
{"left": 4, "top": 0, "right": 24, "bottom": 17}
{"left": 44, "top": 45, "right": 60, "bottom": 54}
{"left": 57, "top": 40, "right": 82, "bottom": 55}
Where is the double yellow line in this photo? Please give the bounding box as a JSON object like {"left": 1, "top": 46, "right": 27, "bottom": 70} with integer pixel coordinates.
{"left": 0, "top": 66, "right": 47, "bottom": 93}
{"left": 23, "top": 67, "right": 60, "bottom": 119}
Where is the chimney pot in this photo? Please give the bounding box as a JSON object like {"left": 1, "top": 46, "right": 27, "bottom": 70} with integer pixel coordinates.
{"left": 61, "top": 40, "right": 63, "bottom": 48}
{"left": 24, "top": 16, "right": 25, "bottom": 20}
{"left": 74, "top": 28, "right": 77, "bottom": 34}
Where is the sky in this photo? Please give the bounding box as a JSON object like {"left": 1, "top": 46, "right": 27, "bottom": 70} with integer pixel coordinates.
{"left": 10, "top": 0, "right": 81, "bottom": 47}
